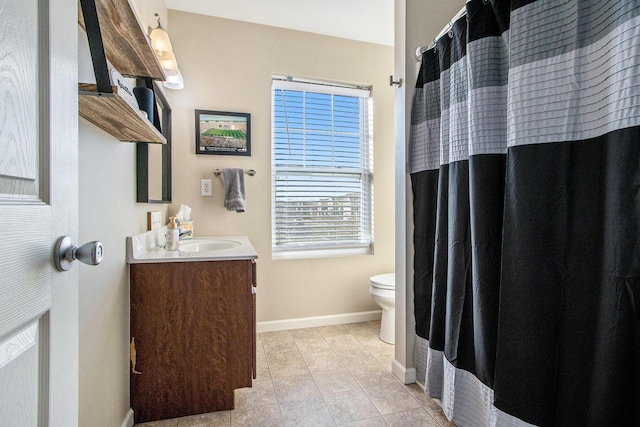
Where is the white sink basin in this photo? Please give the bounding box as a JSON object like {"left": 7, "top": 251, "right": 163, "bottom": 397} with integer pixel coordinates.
{"left": 126, "top": 231, "right": 257, "bottom": 263}
{"left": 179, "top": 239, "right": 242, "bottom": 254}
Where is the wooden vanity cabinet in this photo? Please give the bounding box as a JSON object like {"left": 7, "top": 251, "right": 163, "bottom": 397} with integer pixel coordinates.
{"left": 129, "top": 259, "right": 256, "bottom": 423}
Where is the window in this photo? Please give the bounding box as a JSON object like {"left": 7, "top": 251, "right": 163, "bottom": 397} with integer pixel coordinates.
{"left": 271, "top": 77, "right": 374, "bottom": 259}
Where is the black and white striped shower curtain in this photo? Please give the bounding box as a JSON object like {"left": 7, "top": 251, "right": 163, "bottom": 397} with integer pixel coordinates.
{"left": 409, "top": 0, "right": 640, "bottom": 425}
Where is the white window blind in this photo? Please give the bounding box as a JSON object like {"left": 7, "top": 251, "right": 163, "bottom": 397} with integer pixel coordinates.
{"left": 271, "top": 77, "right": 374, "bottom": 257}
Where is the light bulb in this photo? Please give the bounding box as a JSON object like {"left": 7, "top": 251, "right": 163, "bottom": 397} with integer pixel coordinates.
{"left": 150, "top": 27, "right": 173, "bottom": 58}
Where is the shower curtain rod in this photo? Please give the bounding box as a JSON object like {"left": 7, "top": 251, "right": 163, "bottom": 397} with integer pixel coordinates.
{"left": 414, "top": 4, "right": 467, "bottom": 61}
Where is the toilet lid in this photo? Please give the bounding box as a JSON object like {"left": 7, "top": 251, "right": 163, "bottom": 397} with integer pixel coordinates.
{"left": 370, "top": 273, "right": 395, "bottom": 290}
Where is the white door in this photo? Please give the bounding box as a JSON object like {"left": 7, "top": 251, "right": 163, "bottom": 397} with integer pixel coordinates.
{"left": 0, "top": 0, "right": 78, "bottom": 426}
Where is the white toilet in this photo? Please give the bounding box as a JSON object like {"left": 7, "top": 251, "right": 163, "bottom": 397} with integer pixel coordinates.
{"left": 369, "top": 273, "right": 395, "bottom": 344}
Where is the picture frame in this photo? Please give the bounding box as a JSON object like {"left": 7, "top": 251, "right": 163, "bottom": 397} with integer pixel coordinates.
{"left": 195, "top": 109, "right": 251, "bottom": 156}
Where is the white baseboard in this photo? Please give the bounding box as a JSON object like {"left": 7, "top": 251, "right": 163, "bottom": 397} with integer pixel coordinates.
{"left": 392, "top": 358, "right": 416, "bottom": 384}
{"left": 257, "top": 310, "right": 382, "bottom": 333}
{"left": 121, "top": 408, "right": 134, "bottom": 427}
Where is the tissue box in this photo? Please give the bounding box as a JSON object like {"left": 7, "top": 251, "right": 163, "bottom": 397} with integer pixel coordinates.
{"left": 179, "top": 220, "right": 193, "bottom": 240}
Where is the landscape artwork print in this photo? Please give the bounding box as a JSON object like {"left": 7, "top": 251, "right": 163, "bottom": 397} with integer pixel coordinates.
{"left": 195, "top": 110, "right": 251, "bottom": 156}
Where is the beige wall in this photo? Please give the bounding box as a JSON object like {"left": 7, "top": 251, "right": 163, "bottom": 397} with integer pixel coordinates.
{"left": 393, "top": 0, "right": 465, "bottom": 383}
{"left": 166, "top": 11, "right": 395, "bottom": 323}
{"left": 78, "top": 122, "right": 160, "bottom": 426}
{"left": 77, "top": 2, "right": 168, "bottom": 426}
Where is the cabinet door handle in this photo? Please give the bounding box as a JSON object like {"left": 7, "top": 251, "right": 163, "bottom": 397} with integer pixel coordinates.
{"left": 130, "top": 337, "right": 142, "bottom": 375}
{"left": 252, "top": 260, "right": 257, "bottom": 288}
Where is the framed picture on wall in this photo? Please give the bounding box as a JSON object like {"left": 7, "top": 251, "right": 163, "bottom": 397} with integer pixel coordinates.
{"left": 195, "top": 109, "right": 251, "bottom": 156}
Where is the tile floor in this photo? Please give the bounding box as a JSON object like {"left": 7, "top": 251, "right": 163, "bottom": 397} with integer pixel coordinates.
{"left": 135, "top": 321, "right": 456, "bottom": 427}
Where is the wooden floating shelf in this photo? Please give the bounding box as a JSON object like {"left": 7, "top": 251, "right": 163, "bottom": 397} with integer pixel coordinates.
{"left": 78, "top": 0, "right": 165, "bottom": 79}
{"left": 78, "top": 0, "right": 168, "bottom": 143}
{"left": 79, "top": 83, "right": 166, "bottom": 144}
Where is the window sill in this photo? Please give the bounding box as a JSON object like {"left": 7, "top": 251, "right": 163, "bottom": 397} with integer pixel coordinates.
{"left": 272, "top": 246, "right": 373, "bottom": 260}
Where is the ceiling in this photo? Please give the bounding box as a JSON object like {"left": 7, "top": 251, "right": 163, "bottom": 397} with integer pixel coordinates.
{"left": 165, "top": 0, "right": 395, "bottom": 46}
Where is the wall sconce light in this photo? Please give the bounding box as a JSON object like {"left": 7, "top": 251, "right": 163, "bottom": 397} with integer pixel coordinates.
{"left": 159, "top": 52, "right": 179, "bottom": 76}
{"left": 150, "top": 13, "right": 183, "bottom": 90}
{"left": 164, "top": 70, "right": 184, "bottom": 90}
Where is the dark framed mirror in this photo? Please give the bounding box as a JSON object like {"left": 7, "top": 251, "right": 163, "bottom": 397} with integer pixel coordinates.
{"left": 136, "top": 79, "right": 172, "bottom": 203}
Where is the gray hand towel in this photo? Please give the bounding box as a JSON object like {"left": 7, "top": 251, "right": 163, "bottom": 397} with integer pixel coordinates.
{"left": 223, "top": 168, "right": 246, "bottom": 212}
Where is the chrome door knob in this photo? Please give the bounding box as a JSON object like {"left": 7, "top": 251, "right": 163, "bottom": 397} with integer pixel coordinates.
{"left": 54, "top": 236, "right": 104, "bottom": 271}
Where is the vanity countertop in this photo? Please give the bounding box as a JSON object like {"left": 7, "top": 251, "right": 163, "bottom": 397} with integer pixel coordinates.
{"left": 126, "top": 227, "right": 258, "bottom": 263}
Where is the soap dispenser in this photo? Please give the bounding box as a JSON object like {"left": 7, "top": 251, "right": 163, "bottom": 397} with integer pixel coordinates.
{"left": 165, "top": 216, "right": 179, "bottom": 251}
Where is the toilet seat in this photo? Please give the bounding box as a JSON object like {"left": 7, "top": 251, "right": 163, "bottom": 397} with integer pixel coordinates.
{"left": 370, "top": 273, "right": 395, "bottom": 290}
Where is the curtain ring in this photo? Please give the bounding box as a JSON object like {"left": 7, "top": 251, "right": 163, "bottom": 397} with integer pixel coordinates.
{"left": 447, "top": 21, "right": 454, "bottom": 39}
